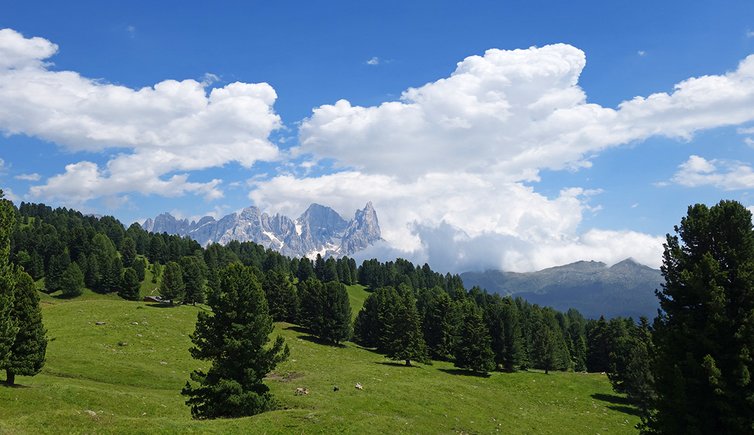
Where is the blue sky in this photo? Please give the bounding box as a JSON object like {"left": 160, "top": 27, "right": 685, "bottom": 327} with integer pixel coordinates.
{"left": 1, "top": 1, "right": 754, "bottom": 272}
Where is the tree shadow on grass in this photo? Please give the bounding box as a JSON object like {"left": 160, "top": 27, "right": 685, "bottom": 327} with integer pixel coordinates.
{"left": 438, "top": 368, "right": 491, "bottom": 378}
{"left": 295, "top": 334, "right": 347, "bottom": 348}
{"left": 591, "top": 393, "right": 643, "bottom": 417}
{"left": 0, "top": 383, "right": 30, "bottom": 389}
{"left": 144, "top": 303, "right": 179, "bottom": 309}
{"left": 374, "top": 361, "right": 423, "bottom": 368}
{"left": 284, "top": 325, "right": 309, "bottom": 334}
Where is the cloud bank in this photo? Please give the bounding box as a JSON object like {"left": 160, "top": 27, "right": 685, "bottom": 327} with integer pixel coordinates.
{"left": 3, "top": 29, "right": 754, "bottom": 272}
{"left": 253, "top": 44, "right": 754, "bottom": 272}
{"left": 0, "top": 28, "right": 281, "bottom": 204}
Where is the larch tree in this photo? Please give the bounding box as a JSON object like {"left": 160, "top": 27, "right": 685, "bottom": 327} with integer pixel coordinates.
{"left": 645, "top": 201, "right": 754, "bottom": 434}
{"left": 182, "top": 264, "right": 288, "bottom": 419}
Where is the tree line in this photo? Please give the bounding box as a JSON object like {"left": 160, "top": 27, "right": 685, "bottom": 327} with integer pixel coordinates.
{"left": 11, "top": 199, "right": 753, "bottom": 433}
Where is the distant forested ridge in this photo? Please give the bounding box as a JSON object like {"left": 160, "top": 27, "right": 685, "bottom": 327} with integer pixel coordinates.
{"left": 461, "top": 259, "right": 662, "bottom": 319}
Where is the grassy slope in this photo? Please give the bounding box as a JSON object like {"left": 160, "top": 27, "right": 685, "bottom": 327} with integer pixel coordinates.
{"left": 0, "top": 289, "right": 640, "bottom": 434}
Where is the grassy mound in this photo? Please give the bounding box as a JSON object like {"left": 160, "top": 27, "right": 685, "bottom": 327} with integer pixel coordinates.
{"left": 0, "top": 287, "right": 640, "bottom": 434}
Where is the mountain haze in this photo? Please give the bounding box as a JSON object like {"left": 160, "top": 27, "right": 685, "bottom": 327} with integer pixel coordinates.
{"left": 142, "top": 202, "right": 382, "bottom": 259}
{"left": 461, "top": 259, "right": 662, "bottom": 319}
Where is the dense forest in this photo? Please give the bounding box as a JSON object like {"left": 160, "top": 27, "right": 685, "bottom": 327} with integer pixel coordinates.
{"left": 8, "top": 202, "right": 648, "bottom": 381}
{"left": 7, "top": 199, "right": 754, "bottom": 433}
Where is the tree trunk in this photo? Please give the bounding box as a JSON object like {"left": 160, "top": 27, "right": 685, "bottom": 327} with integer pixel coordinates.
{"left": 544, "top": 367, "right": 549, "bottom": 375}
{"left": 405, "top": 359, "right": 412, "bottom": 367}
{"left": 5, "top": 370, "right": 15, "bottom": 386}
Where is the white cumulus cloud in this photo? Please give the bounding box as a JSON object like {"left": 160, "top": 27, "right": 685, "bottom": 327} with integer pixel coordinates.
{"left": 253, "top": 44, "right": 754, "bottom": 272}
{"left": 0, "top": 28, "right": 281, "bottom": 205}
{"left": 671, "top": 155, "right": 754, "bottom": 190}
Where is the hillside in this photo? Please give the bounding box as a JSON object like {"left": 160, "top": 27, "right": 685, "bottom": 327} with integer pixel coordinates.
{"left": 0, "top": 290, "right": 640, "bottom": 434}
{"left": 462, "top": 259, "right": 662, "bottom": 319}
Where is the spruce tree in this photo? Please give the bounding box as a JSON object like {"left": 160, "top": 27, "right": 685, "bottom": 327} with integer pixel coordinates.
{"left": 320, "top": 281, "right": 352, "bottom": 344}
{"left": 645, "top": 201, "right": 754, "bottom": 434}
{"left": 263, "top": 269, "right": 298, "bottom": 323}
{"left": 180, "top": 256, "right": 207, "bottom": 305}
{"left": 119, "top": 267, "right": 141, "bottom": 301}
{"left": 420, "top": 287, "right": 459, "bottom": 361}
{"left": 2, "top": 270, "right": 47, "bottom": 385}
{"left": 159, "top": 261, "right": 185, "bottom": 304}
{"left": 0, "top": 191, "right": 18, "bottom": 372}
{"left": 60, "top": 262, "right": 85, "bottom": 298}
{"left": 120, "top": 237, "right": 137, "bottom": 268}
{"left": 182, "top": 264, "right": 289, "bottom": 418}
{"left": 385, "top": 285, "right": 427, "bottom": 366}
{"left": 454, "top": 301, "right": 494, "bottom": 375}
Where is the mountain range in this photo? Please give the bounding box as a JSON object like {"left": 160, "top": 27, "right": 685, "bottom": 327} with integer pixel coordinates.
{"left": 461, "top": 259, "right": 663, "bottom": 319}
{"left": 142, "top": 202, "right": 382, "bottom": 259}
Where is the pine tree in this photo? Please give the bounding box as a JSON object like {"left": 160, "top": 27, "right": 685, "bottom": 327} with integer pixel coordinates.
{"left": 320, "top": 281, "right": 352, "bottom": 344}
{"left": 160, "top": 261, "right": 185, "bottom": 304}
{"left": 645, "top": 201, "right": 754, "bottom": 434}
{"left": 385, "top": 285, "right": 427, "bottom": 366}
{"left": 608, "top": 317, "right": 655, "bottom": 411}
{"left": 120, "top": 237, "right": 137, "bottom": 268}
{"left": 421, "top": 287, "right": 460, "bottom": 361}
{"left": 180, "top": 256, "right": 207, "bottom": 305}
{"left": 0, "top": 191, "right": 18, "bottom": 373}
{"left": 263, "top": 269, "right": 298, "bottom": 323}
{"left": 182, "top": 264, "right": 289, "bottom": 419}
{"left": 119, "top": 267, "right": 141, "bottom": 301}
{"left": 2, "top": 270, "right": 47, "bottom": 385}
{"left": 60, "top": 262, "right": 85, "bottom": 298}
{"left": 454, "top": 301, "right": 494, "bottom": 375}
{"left": 45, "top": 250, "right": 70, "bottom": 292}
{"left": 586, "top": 316, "right": 611, "bottom": 372}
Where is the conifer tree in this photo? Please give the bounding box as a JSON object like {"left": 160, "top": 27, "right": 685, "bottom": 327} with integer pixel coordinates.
{"left": 160, "top": 261, "right": 185, "bottom": 304}
{"left": 180, "top": 256, "right": 207, "bottom": 305}
{"left": 454, "top": 301, "right": 494, "bottom": 374}
{"left": 263, "top": 269, "right": 298, "bottom": 323}
{"left": 120, "top": 237, "right": 137, "bottom": 268}
{"left": 385, "top": 285, "right": 427, "bottom": 366}
{"left": 645, "top": 201, "right": 754, "bottom": 434}
{"left": 320, "top": 281, "right": 352, "bottom": 344}
{"left": 182, "top": 264, "right": 289, "bottom": 418}
{"left": 420, "top": 287, "right": 459, "bottom": 361}
{"left": 119, "top": 267, "right": 141, "bottom": 301}
{"left": 60, "top": 262, "right": 85, "bottom": 297}
{"left": 0, "top": 191, "right": 18, "bottom": 372}
{"left": 2, "top": 270, "right": 47, "bottom": 385}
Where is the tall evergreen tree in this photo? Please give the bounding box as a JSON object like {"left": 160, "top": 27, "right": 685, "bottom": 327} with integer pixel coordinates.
{"left": 119, "top": 267, "right": 141, "bottom": 301}
{"left": 60, "top": 262, "right": 85, "bottom": 298}
{"left": 454, "top": 301, "right": 494, "bottom": 375}
{"left": 263, "top": 269, "right": 298, "bottom": 323}
{"left": 2, "top": 271, "right": 47, "bottom": 385}
{"left": 0, "top": 191, "right": 18, "bottom": 373}
{"left": 182, "top": 264, "right": 289, "bottom": 419}
{"left": 608, "top": 317, "right": 655, "bottom": 412}
{"left": 385, "top": 285, "right": 427, "bottom": 366}
{"left": 120, "top": 237, "right": 137, "bottom": 268}
{"left": 645, "top": 201, "right": 754, "bottom": 434}
{"left": 180, "top": 256, "right": 207, "bottom": 305}
{"left": 45, "top": 249, "right": 70, "bottom": 292}
{"left": 160, "top": 261, "right": 185, "bottom": 304}
{"left": 420, "top": 287, "right": 460, "bottom": 361}
{"left": 320, "top": 281, "right": 352, "bottom": 344}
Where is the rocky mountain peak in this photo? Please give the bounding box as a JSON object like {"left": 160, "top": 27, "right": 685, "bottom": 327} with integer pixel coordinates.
{"left": 141, "top": 202, "right": 382, "bottom": 259}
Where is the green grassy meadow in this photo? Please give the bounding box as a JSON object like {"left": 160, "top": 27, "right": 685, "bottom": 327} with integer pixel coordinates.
{"left": 0, "top": 286, "right": 641, "bottom": 434}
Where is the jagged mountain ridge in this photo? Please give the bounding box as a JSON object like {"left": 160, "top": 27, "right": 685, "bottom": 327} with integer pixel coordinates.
{"left": 461, "top": 258, "right": 662, "bottom": 319}
{"left": 142, "top": 202, "right": 382, "bottom": 258}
